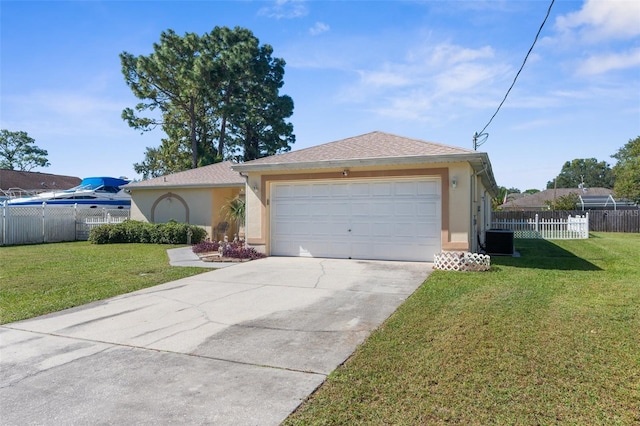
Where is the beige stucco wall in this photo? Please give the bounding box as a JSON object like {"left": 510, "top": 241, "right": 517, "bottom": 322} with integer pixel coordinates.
{"left": 447, "top": 162, "right": 472, "bottom": 247}
{"left": 243, "top": 161, "right": 488, "bottom": 255}
{"left": 130, "top": 186, "right": 242, "bottom": 240}
{"left": 245, "top": 175, "right": 264, "bottom": 248}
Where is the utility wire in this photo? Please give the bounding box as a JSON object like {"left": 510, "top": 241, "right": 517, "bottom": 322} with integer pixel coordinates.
{"left": 474, "top": 0, "right": 555, "bottom": 150}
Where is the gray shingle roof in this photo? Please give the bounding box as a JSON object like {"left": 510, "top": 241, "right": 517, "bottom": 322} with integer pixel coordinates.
{"left": 239, "top": 131, "right": 474, "bottom": 166}
{"left": 0, "top": 169, "right": 81, "bottom": 192}
{"left": 125, "top": 161, "right": 244, "bottom": 189}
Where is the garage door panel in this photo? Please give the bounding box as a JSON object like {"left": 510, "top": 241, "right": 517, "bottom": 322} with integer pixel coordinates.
{"left": 394, "top": 201, "right": 419, "bottom": 216}
{"left": 292, "top": 184, "right": 311, "bottom": 197}
{"left": 310, "top": 183, "right": 333, "bottom": 197}
{"left": 416, "top": 201, "right": 439, "bottom": 216}
{"left": 369, "top": 202, "right": 394, "bottom": 216}
{"left": 350, "top": 182, "right": 372, "bottom": 197}
{"left": 393, "top": 181, "right": 419, "bottom": 196}
{"left": 274, "top": 218, "right": 316, "bottom": 235}
{"left": 350, "top": 222, "right": 371, "bottom": 236}
{"left": 330, "top": 183, "right": 350, "bottom": 197}
{"left": 271, "top": 178, "right": 441, "bottom": 261}
{"left": 417, "top": 180, "right": 439, "bottom": 195}
{"left": 310, "top": 223, "right": 333, "bottom": 237}
{"left": 351, "top": 201, "right": 371, "bottom": 216}
{"left": 272, "top": 184, "right": 293, "bottom": 198}
{"left": 328, "top": 202, "right": 350, "bottom": 216}
{"left": 371, "top": 222, "right": 394, "bottom": 238}
{"left": 371, "top": 183, "right": 392, "bottom": 196}
{"left": 413, "top": 222, "right": 440, "bottom": 238}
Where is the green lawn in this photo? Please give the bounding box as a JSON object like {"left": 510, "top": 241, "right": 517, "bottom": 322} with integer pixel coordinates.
{"left": 284, "top": 233, "right": 640, "bottom": 425}
{"left": 0, "top": 241, "right": 206, "bottom": 324}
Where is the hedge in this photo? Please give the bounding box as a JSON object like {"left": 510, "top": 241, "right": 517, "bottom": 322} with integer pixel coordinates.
{"left": 88, "top": 220, "right": 207, "bottom": 245}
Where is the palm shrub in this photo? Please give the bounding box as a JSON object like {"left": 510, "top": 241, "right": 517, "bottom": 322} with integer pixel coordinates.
{"left": 220, "top": 196, "right": 245, "bottom": 233}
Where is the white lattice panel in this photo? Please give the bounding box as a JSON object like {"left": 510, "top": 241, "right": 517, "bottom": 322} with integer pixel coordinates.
{"left": 433, "top": 251, "right": 490, "bottom": 272}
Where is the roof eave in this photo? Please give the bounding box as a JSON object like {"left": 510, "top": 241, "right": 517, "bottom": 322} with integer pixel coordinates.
{"left": 233, "top": 152, "right": 499, "bottom": 196}
{"left": 234, "top": 153, "right": 478, "bottom": 171}
{"left": 125, "top": 182, "right": 244, "bottom": 191}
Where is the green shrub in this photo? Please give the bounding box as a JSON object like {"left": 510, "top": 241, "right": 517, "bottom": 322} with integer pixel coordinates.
{"left": 89, "top": 220, "right": 207, "bottom": 245}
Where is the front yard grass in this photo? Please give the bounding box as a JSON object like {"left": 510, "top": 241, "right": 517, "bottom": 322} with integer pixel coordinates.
{"left": 284, "top": 233, "right": 640, "bottom": 425}
{"left": 0, "top": 241, "right": 206, "bottom": 324}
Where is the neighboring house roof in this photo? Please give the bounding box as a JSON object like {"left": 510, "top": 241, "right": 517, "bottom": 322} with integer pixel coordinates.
{"left": 500, "top": 187, "right": 614, "bottom": 210}
{"left": 0, "top": 169, "right": 81, "bottom": 193}
{"left": 125, "top": 161, "right": 245, "bottom": 190}
{"left": 233, "top": 131, "right": 498, "bottom": 196}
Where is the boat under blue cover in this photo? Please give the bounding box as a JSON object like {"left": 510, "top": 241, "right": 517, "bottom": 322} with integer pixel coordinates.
{"left": 6, "top": 177, "right": 131, "bottom": 209}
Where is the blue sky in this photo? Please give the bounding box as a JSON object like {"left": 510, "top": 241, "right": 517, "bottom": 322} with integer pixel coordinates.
{"left": 2, "top": 0, "right": 639, "bottom": 191}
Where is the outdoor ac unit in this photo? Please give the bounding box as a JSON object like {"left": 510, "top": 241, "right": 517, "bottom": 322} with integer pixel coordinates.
{"left": 485, "top": 229, "right": 514, "bottom": 256}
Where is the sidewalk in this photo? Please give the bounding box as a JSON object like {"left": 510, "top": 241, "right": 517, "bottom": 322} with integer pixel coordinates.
{"left": 166, "top": 246, "right": 237, "bottom": 268}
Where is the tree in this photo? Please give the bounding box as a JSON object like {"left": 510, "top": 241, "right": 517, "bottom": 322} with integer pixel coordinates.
{"left": 611, "top": 136, "right": 640, "bottom": 203}
{"left": 121, "top": 27, "right": 294, "bottom": 177}
{"left": 544, "top": 193, "right": 579, "bottom": 211}
{"left": 0, "top": 129, "right": 50, "bottom": 171}
{"left": 523, "top": 189, "right": 540, "bottom": 195}
{"left": 492, "top": 186, "right": 520, "bottom": 210}
{"left": 546, "top": 158, "right": 614, "bottom": 189}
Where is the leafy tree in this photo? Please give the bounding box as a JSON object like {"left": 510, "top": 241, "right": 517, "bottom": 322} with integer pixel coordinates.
{"left": 544, "top": 193, "right": 579, "bottom": 211}
{"left": 0, "top": 129, "right": 50, "bottom": 171}
{"left": 546, "top": 158, "right": 614, "bottom": 189}
{"left": 523, "top": 189, "right": 540, "bottom": 195}
{"left": 492, "top": 186, "right": 520, "bottom": 210}
{"left": 121, "top": 26, "right": 294, "bottom": 177}
{"left": 611, "top": 136, "right": 640, "bottom": 203}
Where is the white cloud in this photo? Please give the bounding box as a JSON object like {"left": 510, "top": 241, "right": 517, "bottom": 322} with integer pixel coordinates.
{"left": 258, "top": 0, "right": 308, "bottom": 19}
{"left": 358, "top": 66, "right": 412, "bottom": 88}
{"left": 426, "top": 44, "right": 495, "bottom": 67}
{"left": 556, "top": 0, "right": 640, "bottom": 41}
{"left": 335, "top": 42, "right": 511, "bottom": 124}
{"left": 577, "top": 47, "right": 640, "bottom": 75}
{"left": 433, "top": 62, "right": 505, "bottom": 97}
{"left": 309, "top": 21, "right": 329, "bottom": 36}
{"left": 354, "top": 43, "right": 500, "bottom": 92}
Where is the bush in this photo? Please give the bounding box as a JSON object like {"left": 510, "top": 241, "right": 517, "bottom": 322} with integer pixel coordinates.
{"left": 191, "top": 240, "right": 266, "bottom": 260}
{"left": 192, "top": 240, "right": 220, "bottom": 254}
{"left": 89, "top": 220, "right": 207, "bottom": 245}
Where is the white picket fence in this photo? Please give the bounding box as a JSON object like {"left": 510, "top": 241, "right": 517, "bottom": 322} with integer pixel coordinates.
{"left": 1, "top": 203, "right": 130, "bottom": 246}
{"left": 491, "top": 213, "right": 589, "bottom": 240}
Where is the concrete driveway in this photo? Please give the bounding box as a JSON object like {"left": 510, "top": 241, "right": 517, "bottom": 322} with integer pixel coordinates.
{"left": 1, "top": 257, "right": 431, "bottom": 425}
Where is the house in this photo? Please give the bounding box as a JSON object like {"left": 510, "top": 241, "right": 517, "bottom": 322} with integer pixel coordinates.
{"left": 125, "top": 161, "right": 245, "bottom": 239}
{"left": 499, "top": 187, "right": 617, "bottom": 211}
{"left": 0, "top": 169, "right": 81, "bottom": 198}
{"left": 233, "top": 131, "right": 498, "bottom": 262}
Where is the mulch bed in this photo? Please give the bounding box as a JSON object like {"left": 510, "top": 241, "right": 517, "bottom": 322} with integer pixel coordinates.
{"left": 196, "top": 252, "right": 250, "bottom": 263}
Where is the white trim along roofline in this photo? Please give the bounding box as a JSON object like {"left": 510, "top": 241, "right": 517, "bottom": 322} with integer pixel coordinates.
{"left": 232, "top": 152, "right": 498, "bottom": 197}
{"left": 125, "top": 182, "right": 245, "bottom": 191}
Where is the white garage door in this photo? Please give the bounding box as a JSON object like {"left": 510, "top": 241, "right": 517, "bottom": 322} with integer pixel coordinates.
{"left": 270, "top": 178, "right": 441, "bottom": 262}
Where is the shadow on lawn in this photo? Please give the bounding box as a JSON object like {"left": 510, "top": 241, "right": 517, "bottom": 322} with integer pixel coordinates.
{"left": 491, "top": 238, "right": 602, "bottom": 271}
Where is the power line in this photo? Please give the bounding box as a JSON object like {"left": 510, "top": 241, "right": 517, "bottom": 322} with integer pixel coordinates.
{"left": 474, "top": 0, "right": 555, "bottom": 150}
